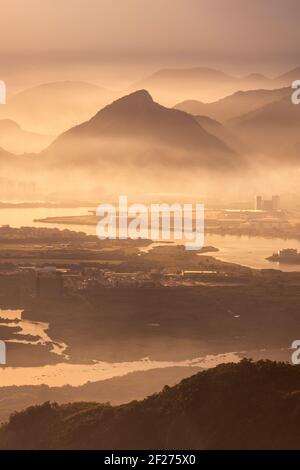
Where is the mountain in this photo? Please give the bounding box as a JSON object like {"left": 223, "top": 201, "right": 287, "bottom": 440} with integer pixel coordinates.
{"left": 0, "top": 367, "right": 200, "bottom": 425}
{"left": 229, "top": 94, "right": 300, "bottom": 156}
{"left": 0, "top": 119, "right": 53, "bottom": 154}
{"left": 0, "top": 146, "right": 19, "bottom": 169}
{"left": 286, "top": 141, "right": 300, "bottom": 161}
{"left": 175, "top": 87, "right": 290, "bottom": 122}
{"left": 0, "top": 81, "right": 115, "bottom": 135}
{"left": 131, "top": 67, "right": 279, "bottom": 105}
{"left": 275, "top": 67, "right": 300, "bottom": 85}
{"left": 0, "top": 148, "right": 34, "bottom": 186}
{"left": 1, "top": 360, "right": 300, "bottom": 450}
{"left": 194, "top": 116, "right": 247, "bottom": 154}
{"left": 42, "top": 89, "right": 237, "bottom": 171}
{"left": 242, "top": 73, "right": 269, "bottom": 82}
{"left": 175, "top": 86, "right": 300, "bottom": 159}
{"left": 133, "top": 68, "right": 241, "bottom": 104}
{"left": 133, "top": 66, "right": 300, "bottom": 106}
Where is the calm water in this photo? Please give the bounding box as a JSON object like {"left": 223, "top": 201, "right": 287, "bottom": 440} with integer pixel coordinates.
{"left": 0, "top": 206, "right": 96, "bottom": 234}
{"left": 0, "top": 309, "right": 67, "bottom": 357}
{"left": 0, "top": 351, "right": 240, "bottom": 387}
{"left": 204, "top": 233, "right": 300, "bottom": 272}
{"left": 0, "top": 308, "right": 240, "bottom": 387}
{"left": 0, "top": 308, "right": 239, "bottom": 386}
{"left": 1, "top": 207, "right": 300, "bottom": 271}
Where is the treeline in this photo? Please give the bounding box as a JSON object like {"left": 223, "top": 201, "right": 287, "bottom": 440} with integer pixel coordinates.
{"left": 0, "top": 359, "right": 300, "bottom": 449}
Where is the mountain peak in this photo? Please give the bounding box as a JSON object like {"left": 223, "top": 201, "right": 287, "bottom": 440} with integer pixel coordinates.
{"left": 87, "top": 89, "right": 155, "bottom": 121}
{"left": 109, "top": 89, "right": 154, "bottom": 108}
{"left": 46, "top": 88, "right": 236, "bottom": 170}
{"left": 243, "top": 73, "right": 268, "bottom": 81}
{"left": 127, "top": 89, "right": 153, "bottom": 101}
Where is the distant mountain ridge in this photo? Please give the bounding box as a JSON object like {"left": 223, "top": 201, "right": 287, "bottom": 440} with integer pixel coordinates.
{"left": 175, "top": 87, "right": 291, "bottom": 122}
{"left": 133, "top": 67, "right": 298, "bottom": 104}
{"left": 194, "top": 115, "right": 247, "bottom": 154}
{"left": 276, "top": 67, "right": 300, "bottom": 84}
{"left": 0, "top": 119, "right": 53, "bottom": 154}
{"left": 0, "top": 81, "right": 115, "bottom": 135}
{"left": 175, "top": 86, "right": 300, "bottom": 158}
{"left": 229, "top": 94, "right": 300, "bottom": 155}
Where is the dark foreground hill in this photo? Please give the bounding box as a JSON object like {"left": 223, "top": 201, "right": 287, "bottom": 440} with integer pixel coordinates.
{"left": 0, "top": 367, "right": 201, "bottom": 425}
{"left": 0, "top": 360, "right": 300, "bottom": 450}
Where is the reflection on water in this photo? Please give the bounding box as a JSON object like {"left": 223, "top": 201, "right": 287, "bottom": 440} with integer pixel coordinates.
{"left": 0, "top": 310, "right": 68, "bottom": 357}
{"left": 141, "top": 235, "right": 300, "bottom": 272}
{"left": 0, "top": 352, "right": 240, "bottom": 387}
{"left": 204, "top": 233, "right": 300, "bottom": 272}
{"left": 1, "top": 207, "right": 300, "bottom": 271}
{"left": 0, "top": 309, "right": 240, "bottom": 386}
{"left": 0, "top": 206, "right": 300, "bottom": 272}
{"left": 0, "top": 207, "right": 96, "bottom": 235}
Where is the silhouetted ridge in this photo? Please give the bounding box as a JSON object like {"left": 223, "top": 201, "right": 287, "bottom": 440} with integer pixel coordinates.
{"left": 1, "top": 360, "right": 300, "bottom": 450}
{"left": 42, "top": 89, "right": 236, "bottom": 170}
{"left": 110, "top": 89, "right": 154, "bottom": 107}
{"left": 90, "top": 89, "right": 156, "bottom": 119}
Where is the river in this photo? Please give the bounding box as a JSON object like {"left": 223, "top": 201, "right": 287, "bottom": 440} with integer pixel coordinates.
{"left": 0, "top": 305, "right": 290, "bottom": 387}
{"left": 0, "top": 308, "right": 240, "bottom": 386}
{"left": 0, "top": 309, "right": 68, "bottom": 357}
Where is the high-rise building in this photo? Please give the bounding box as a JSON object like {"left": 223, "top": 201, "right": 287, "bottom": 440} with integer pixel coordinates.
{"left": 255, "top": 195, "right": 280, "bottom": 211}
{"left": 272, "top": 195, "right": 280, "bottom": 211}
{"left": 255, "top": 195, "right": 262, "bottom": 210}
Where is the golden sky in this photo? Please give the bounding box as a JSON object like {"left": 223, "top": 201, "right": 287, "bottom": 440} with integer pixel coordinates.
{"left": 0, "top": 0, "right": 299, "bottom": 89}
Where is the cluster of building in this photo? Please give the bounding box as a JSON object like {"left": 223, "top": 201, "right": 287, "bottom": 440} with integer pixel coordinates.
{"left": 0, "top": 178, "right": 36, "bottom": 199}
{"left": 77, "top": 268, "right": 158, "bottom": 290}
{"left": 0, "top": 266, "right": 160, "bottom": 301}
{"left": 161, "top": 270, "right": 249, "bottom": 287}
{"left": 0, "top": 266, "right": 64, "bottom": 301}
{"left": 255, "top": 195, "right": 280, "bottom": 211}
{"left": 0, "top": 264, "right": 249, "bottom": 301}
{"left": 206, "top": 195, "right": 290, "bottom": 235}
{"left": 207, "top": 211, "right": 289, "bottom": 234}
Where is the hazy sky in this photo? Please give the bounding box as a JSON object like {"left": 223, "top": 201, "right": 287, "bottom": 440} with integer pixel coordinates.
{"left": 0, "top": 0, "right": 299, "bottom": 89}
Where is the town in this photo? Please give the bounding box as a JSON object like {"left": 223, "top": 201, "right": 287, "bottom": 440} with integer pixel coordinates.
{"left": 0, "top": 224, "right": 259, "bottom": 303}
